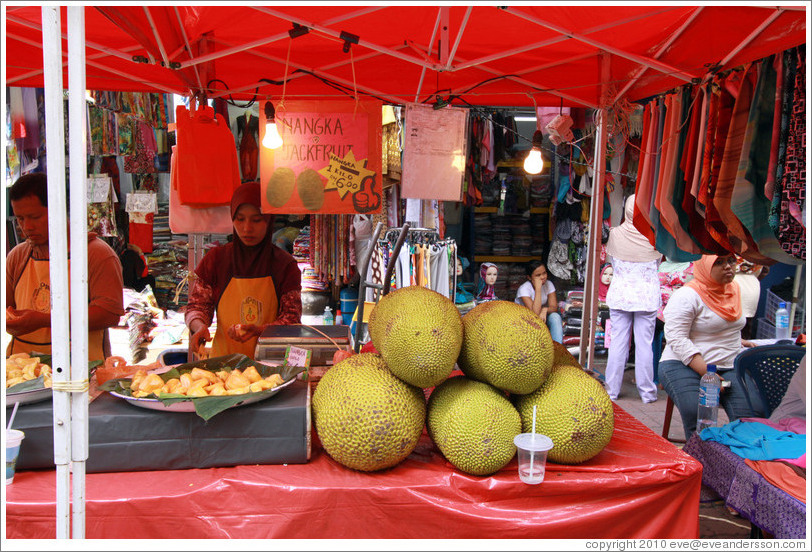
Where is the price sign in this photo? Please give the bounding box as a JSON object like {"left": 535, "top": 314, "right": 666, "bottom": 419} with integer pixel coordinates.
{"left": 319, "top": 150, "right": 375, "bottom": 199}
{"left": 284, "top": 345, "right": 312, "bottom": 368}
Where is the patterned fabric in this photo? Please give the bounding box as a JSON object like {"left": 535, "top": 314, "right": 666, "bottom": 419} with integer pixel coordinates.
{"left": 683, "top": 435, "right": 806, "bottom": 539}
{"left": 776, "top": 48, "right": 806, "bottom": 260}
{"left": 606, "top": 258, "right": 661, "bottom": 312}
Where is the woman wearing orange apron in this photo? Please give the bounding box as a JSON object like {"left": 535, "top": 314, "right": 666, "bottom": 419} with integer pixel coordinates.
{"left": 185, "top": 181, "right": 302, "bottom": 358}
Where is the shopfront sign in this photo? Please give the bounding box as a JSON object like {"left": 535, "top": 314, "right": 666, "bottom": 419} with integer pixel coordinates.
{"left": 260, "top": 99, "right": 383, "bottom": 214}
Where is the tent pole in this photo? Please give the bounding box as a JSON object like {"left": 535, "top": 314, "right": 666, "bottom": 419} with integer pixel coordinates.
{"left": 719, "top": 10, "right": 783, "bottom": 67}
{"left": 67, "top": 6, "right": 89, "bottom": 539}
{"left": 578, "top": 53, "right": 610, "bottom": 371}
{"left": 789, "top": 264, "right": 803, "bottom": 337}
{"left": 41, "top": 5, "right": 72, "bottom": 539}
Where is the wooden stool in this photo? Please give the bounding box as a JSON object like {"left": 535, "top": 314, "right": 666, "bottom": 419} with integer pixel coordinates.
{"left": 661, "top": 396, "right": 686, "bottom": 443}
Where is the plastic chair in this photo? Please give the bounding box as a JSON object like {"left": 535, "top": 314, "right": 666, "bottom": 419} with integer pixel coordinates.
{"left": 733, "top": 344, "right": 805, "bottom": 418}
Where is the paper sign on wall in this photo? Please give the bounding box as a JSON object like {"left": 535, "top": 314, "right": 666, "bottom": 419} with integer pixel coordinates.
{"left": 401, "top": 103, "right": 468, "bottom": 201}
{"left": 260, "top": 99, "right": 383, "bottom": 215}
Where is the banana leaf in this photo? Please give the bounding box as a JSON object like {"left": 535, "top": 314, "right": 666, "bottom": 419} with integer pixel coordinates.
{"left": 6, "top": 354, "right": 102, "bottom": 394}
{"left": 98, "top": 354, "right": 305, "bottom": 421}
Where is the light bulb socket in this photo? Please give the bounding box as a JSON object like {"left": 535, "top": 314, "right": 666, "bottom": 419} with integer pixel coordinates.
{"left": 264, "top": 101, "right": 276, "bottom": 123}
{"left": 531, "top": 129, "right": 544, "bottom": 149}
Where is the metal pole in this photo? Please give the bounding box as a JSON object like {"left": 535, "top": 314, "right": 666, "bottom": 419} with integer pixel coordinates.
{"left": 41, "top": 5, "right": 71, "bottom": 539}
{"left": 67, "top": 5, "right": 89, "bottom": 539}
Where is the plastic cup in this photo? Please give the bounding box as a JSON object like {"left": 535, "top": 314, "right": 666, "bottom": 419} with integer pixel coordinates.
{"left": 6, "top": 429, "right": 25, "bottom": 485}
{"left": 514, "top": 433, "right": 553, "bottom": 485}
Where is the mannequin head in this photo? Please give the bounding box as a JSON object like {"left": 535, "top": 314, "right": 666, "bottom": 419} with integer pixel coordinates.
{"left": 600, "top": 265, "right": 614, "bottom": 286}
{"left": 476, "top": 262, "right": 499, "bottom": 302}
{"left": 484, "top": 265, "right": 498, "bottom": 285}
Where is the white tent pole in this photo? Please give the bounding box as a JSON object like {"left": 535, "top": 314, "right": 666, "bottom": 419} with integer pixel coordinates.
{"left": 41, "top": 5, "right": 71, "bottom": 539}
{"left": 719, "top": 10, "right": 783, "bottom": 67}
{"left": 444, "top": 6, "right": 472, "bottom": 70}
{"left": 789, "top": 264, "right": 803, "bottom": 337}
{"left": 578, "top": 53, "right": 610, "bottom": 370}
{"left": 67, "top": 5, "right": 89, "bottom": 539}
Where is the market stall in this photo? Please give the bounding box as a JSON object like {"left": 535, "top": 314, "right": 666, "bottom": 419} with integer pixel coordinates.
{"left": 6, "top": 404, "right": 701, "bottom": 539}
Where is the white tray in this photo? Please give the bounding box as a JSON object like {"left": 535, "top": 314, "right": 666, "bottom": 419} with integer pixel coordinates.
{"left": 6, "top": 387, "right": 52, "bottom": 406}
{"left": 108, "top": 376, "right": 297, "bottom": 413}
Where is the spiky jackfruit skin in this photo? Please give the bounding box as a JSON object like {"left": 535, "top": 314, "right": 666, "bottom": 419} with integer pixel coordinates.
{"left": 458, "top": 301, "right": 553, "bottom": 394}
{"left": 368, "top": 286, "right": 463, "bottom": 388}
{"left": 312, "top": 353, "right": 426, "bottom": 472}
{"left": 513, "top": 363, "right": 614, "bottom": 464}
{"left": 552, "top": 340, "right": 582, "bottom": 368}
{"left": 428, "top": 376, "right": 521, "bottom": 476}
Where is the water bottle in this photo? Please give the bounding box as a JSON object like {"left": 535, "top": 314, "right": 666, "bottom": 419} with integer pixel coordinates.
{"left": 323, "top": 306, "right": 334, "bottom": 326}
{"left": 775, "top": 301, "right": 791, "bottom": 340}
{"left": 697, "top": 364, "right": 721, "bottom": 433}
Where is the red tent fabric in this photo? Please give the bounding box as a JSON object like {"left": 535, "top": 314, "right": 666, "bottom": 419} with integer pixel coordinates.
{"left": 5, "top": 5, "right": 807, "bottom": 107}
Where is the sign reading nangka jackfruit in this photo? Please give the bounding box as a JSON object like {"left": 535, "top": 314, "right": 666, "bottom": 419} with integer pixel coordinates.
{"left": 260, "top": 99, "right": 383, "bottom": 215}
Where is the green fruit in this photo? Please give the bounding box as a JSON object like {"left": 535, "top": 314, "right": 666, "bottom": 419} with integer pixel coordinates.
{"left": 368, "top": 286, "right": 463, "bottom": 388}
{"left": 552, "top": 340, "right": 581, "bottom": 368}
{"left": 458, "top": 300, "right": 553, "bottom": 394}
{"left": 297, "top": 168, "right": 325, "bottom": 210}
{"left": 312, "top": 353, "right": 426, "bottom": 472}
{"left": 266, "top": 167, "right": 296, "bottom": 207}
{"left": 428, "top": 376, "right": 521, "bottom": 476}
{"left": 513, "top": 363, "right": 614, "bottom": 464}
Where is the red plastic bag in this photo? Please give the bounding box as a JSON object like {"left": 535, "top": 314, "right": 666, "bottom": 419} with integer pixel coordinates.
{"left": 175, "top": 101, "right": 240, "bottom": 207}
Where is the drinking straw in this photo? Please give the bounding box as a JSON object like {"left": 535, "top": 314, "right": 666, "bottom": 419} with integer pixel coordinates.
{"left": 530, "top": 405, "right": 537, "bottom": 475}
{"left": 7, "top": 402, "right": 19, "bottom": 431}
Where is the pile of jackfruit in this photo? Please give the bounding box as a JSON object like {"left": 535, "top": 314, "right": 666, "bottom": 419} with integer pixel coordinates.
{"left": 312, "top": 286, "right": 614, "bottom": 475}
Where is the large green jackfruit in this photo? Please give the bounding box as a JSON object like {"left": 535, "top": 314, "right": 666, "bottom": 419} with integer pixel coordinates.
{"left": 428, "top": 376, "right": 521, "bottom": 476}
{"left": 458, "top": 300, "right": 553, "bottom": 394}
{"left": 312, "top": 353, "right": 426, "bottom": 471}
{"left": 368, "top": 286, "right": 463, "bottom": 388}
{"left": 513, "top": 363, "right": 614, "bottom": 464}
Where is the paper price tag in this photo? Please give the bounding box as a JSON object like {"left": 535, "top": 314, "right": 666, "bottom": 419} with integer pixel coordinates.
{"left": 284, "top": 346, "right": 312, "bottom": 368}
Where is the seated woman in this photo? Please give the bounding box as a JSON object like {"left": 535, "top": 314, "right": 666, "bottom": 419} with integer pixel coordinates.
{"left": 514, "top": 260, "right": 564, "bottom": 343}
{"left": 185, "top": 181, "right": 302, "bottom": 358}
{"left": 658, "top": 254, "right": 756, "bottom": 440}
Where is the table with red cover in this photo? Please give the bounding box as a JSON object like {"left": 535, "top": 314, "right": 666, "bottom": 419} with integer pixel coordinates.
{"left": 6, "top": 405, "right": 701, "bottom": 539}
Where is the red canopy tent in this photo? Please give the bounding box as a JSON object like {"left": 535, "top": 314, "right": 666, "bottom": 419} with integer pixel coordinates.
{"left": 5, "top": 4, "right": 807, "bottom": 108}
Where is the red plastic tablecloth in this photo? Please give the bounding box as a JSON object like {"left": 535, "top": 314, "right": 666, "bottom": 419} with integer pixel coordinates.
{"left": 5, "top": 406, "right": 701, "bottom": 539}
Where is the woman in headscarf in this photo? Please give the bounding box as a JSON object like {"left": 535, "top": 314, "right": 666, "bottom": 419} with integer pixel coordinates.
{"left": 185, "top": 181, "right": 302, "bottom": 358}
{"left": 604, "top": 194, "right": 663, "bottom": 403}
{"left": 659, "top": 254, "right": 757, "bottom": 439}
{"left": 475, "top": 262, "right": 499, "bottom": 303}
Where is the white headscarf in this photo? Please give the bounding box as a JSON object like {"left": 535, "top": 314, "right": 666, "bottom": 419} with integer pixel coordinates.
{"left": 606, "top": 194, "right": 662, "bottom": 263}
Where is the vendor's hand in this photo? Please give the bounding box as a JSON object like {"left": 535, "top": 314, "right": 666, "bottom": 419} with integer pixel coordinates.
{"left": 189, "top": 325, "right": 211, "bottom": 355}
{"left": 540, "top": 307, "right": 548, "bottom": 319}
{"left": 742, "top": 340, "right": 756, "bottom": 348}
{"left": 228, "top": 323, "right": 262, "bottom": 343}
{"left": 5, "top": 307, "right": 49, "bottom": 336}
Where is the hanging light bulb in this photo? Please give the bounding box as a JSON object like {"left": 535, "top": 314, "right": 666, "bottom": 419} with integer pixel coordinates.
{"left": 262, "top": 100, "right": 283, "bottom": 149}
{"left": 523, "top": 130, "right": 544, "bottom": 174}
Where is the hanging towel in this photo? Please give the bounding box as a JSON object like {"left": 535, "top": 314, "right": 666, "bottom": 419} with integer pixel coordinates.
{"left": 700, "top": 419, "right": 807, "bottom": 461}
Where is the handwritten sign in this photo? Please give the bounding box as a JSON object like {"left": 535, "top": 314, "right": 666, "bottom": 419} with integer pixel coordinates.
{"left": 260, "top": 99, "right": 382, "bottom": 215}
{"left": 284, "top": 345, "right": 312, "bottom": 369}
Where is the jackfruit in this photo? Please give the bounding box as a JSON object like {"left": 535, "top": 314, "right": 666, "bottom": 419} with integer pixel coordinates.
{"left": 552, "top": 341, "right": 581, "bottom": 369}
{"left": 297, "top": 168, "right": 325, "bottom": 210}
{"left": 267, "top": 167, "right": 296, "bottom": 207}
{"left": 312, "top": 353, "right": 426, "bottom": 472}
{"left": 368, "top": 286, "right": 463, "bottom": 388}
{"left": 513, "top": 363, "right": 614, "bottom": 464}
{"left": 427, "top": 376, "right": 521, "bottom": 476}
{"left": 458, "top": 300, "right": 553, "bottom": 394}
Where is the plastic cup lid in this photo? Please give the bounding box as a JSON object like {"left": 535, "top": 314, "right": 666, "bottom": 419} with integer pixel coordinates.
{"left": 514, "top": 433, "right": 553, "bottom": 451}
{"left": 6, "top": 429, "right": 25, "bottom": 444}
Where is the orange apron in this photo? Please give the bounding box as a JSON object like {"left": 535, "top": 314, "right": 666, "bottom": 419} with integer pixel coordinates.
{"left": 8, "top": 253, "right": 105, "bottom": 361}
{"left": 211, "top": 276, "right": 278, "bottom": 358}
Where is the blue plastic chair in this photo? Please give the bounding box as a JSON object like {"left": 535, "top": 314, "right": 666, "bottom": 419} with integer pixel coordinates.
{"left": 733, "top": 344, "right": 805, "bottom": 418}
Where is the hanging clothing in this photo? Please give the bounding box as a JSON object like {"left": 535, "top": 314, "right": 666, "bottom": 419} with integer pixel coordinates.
{"left": 236, "top": 113, "right": 260, "bottom": 182}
